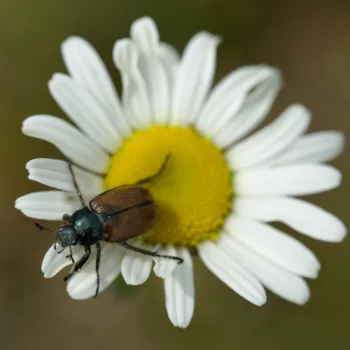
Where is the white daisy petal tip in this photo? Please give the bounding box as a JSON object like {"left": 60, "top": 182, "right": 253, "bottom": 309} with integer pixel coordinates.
{"left": 113, "top": 39, "right": 137, "bottom": 71}
{"left": 225, "top": 216, "right": 322, "bottom": 280}
{"left": 130, "top": 16, "right": 159, "bottom": 50}
{"left": 198, "top": 240, "right": 267, "bottom": 306}
{"left": 336, "top": 222, "right": 347, "bottom": 242}
{"left": 47, "top": 73, "right": 67, "bottom": 90}
{"left": 121, "top": 245, "right": 153, "bottom": 286}
{"left": 296, "top": 287, "right": 311, "bottom": 305}
{"left": 164, "top": 249, "right": 195, "bottom": 328}
{"left": 153, "top": 246, "right": 179, "bottom": 278}
{"left": 41, "top": 243, "right": 76, "bottom": 279}
{"left": 61, "top": 35, "right": 87, "bottom": 51}
{"left": 197, "top": 31, "right": 222, "bottom": 46}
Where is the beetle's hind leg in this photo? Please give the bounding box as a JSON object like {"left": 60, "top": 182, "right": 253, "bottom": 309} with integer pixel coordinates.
{"left": 94, "top": 242, "right": 101, "bottom": 298}
{"left": 120, "top": 241, "right": 184, "bottom": 264}
{"left": 64, "top": 245, "right": 91, "bottom": 282}
{"left": 137, "top": 153, "right": 170, "bottom": 185}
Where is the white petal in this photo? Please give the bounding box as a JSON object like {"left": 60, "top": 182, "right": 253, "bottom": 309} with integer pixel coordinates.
{"left": 227, "top": 104, "right": 311, "bottom": 170}
{"left": 225, "top": 215, "right": 320, "bottom": 278}
{"left": 221, "top": 236, "right": 310, "bottom": 305}
{"left": 198, "top": 240, "right": 266, "bottom": 306}
{"left": 49, "top": 74, "right": 121, "bottom": 153}
{"left": 272, "top": 131, "right": 345, "bottom": 165}
{"left": 153, "top": 245, "right": 179, "bottom": 278}
{"left": 15, "top": 191, "right": 81, "bottom": 220}
{"left": 212, "top": 69, "right": 282, "bottom": 149}
{"left": 197, "top": 66, "right": 278, "bottom": 137}
{"left": 159, "top": 42, "right": 179, "bottom": 82}
{"left": 121, "top": 240, "right": 153, "bottom": 285}
{"left": 26, "top": 158, "right": 103, "bottom": 195}
{"left": 234, "top": 196, "right": 346, "bottom": 242}
{"left": 42, "top": 243, "right": 85, "bottom": 278}
{"left": 235, "top": 163, "right": 342, "bottom": 196}
{"left": 130, "top": 17, "right": 159, "bottom": 53}
{"left": 62, "top": 36, "right": 131, "bottom": 137}
{"left": 170, "top": 32, "right": 220, "bottom": 126}
{"left": 130, "top": 17, "right": 170, "bottom": 125}
{"left": 164, "top": 248, "right": 194, "bottom": 328}
{"left": 22, "top": 115, "right": 109, "bottom": 174}
{"left": 68, "top": 244, "right": 124, "bottom": 299}
{"left": 113, "top": 39, "right": 152, "bottom": 129}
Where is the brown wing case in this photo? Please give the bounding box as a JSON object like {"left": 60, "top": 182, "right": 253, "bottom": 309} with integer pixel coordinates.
{"left": 103, "top": 202, "right": 157, "bottom": 242}
{"left": 90, "top": 185, "right": 153, "bottom": 215}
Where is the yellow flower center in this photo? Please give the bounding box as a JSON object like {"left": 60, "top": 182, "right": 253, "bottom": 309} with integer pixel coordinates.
{"left": 104, "top": 126, "right": 232, "bottom": 247}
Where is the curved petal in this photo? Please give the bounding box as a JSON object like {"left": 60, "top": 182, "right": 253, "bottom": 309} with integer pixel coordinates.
{"left": 271, "top": 131, "right": 345, "bottom": 165}
{"left": 221, "top": 235, "right": 310, "bottom": 305}
{"left": 224, "top": 215, "right": 320, "bottom": 278}
{"left": 26, "top": 158, "right": 103, "bottom": 195}
{"left": 61, "top": 36, "right": 131, "bottom": 137}
{"left": 159, "top": 42, "right": 179, "bottom": 83}
{"left": 212, "top": 68, "right": 282, "bottom": 148}
{"left": 197, "top": 65, "right": 279, "bottom": 137}
{"left": 121, "top": 240, "right": 153, "bottom": 285}
{"left": 198, "top": 240, "right": 266, "bottom": 306}
{"left": 130, "top": 17, "right": 170, "bottom": 125}
{"left": 235, "top": 164, "right": 342, "bottom": 196}
{"left": 234, "top": 196, "right": 346, "bottom": 242}
{"left": 67, "top": 244, "right": 124, "bottom": 299}
{"left": 22, "top": 115, "right": 109, "bottom": 174}
{"left": 170, "top": 32, "right": 220, "bottom": 126}
{"left": 227, "top": 104, "right": 311, "bottom": 170}
{"left": 49, "top": 74, "right": 121, "bottom": 153}
{"left": 153, "top": 245, "right": 179, "bottom": 278}
{"left": 42, "top": 243, "right": 85, "bottom": 278}
{"left": 113, "top": 39, "right": 152, "bottom": 129}
{"left": 15, "top": 191, "right": 81, "bottom": 220}
{"left": 164, "top": 248, "right": 194, "bottom": 328}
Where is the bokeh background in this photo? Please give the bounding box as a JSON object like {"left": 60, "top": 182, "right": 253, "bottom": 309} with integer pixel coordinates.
{"left": 2, "top": 1, "right": 350, "bottom": 349}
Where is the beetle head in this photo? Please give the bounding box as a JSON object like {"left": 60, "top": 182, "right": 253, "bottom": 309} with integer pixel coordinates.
{"left": 56, "top": 225, "right": 79, "bottom": 247}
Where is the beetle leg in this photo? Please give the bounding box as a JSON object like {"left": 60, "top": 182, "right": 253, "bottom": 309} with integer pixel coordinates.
{"left": 64, "top": 245, "right": 91, "bottom": 282}
{"left": 65, "top": 246, "right": 75, "bottom": 264}
{"left": 66, "top": 159, "right": 86, "bottom": 208}
{"left": 137, "top": 153, "right": 170, "bottom": 185}
{"left": 120, "top": 241, "right": 183, "bottom": 264}
{"left": 94, "top": 242, "right": 101, "bottom": 298}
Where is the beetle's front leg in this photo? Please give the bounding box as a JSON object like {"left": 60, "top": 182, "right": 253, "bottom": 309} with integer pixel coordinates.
{"left": 65, "top": 246, "right": 75, "bottom": 264}
{"left": 64, "top": 245, "right": 91, "bottom": 282}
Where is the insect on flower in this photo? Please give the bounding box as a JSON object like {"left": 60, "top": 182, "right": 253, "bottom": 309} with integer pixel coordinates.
{"left": 35, "top": 155, "right": 183, "bottom": 297}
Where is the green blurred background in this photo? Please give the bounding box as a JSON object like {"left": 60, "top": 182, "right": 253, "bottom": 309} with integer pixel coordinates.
{"left": 2, "top": 0, "right": 350, "bottom": 349}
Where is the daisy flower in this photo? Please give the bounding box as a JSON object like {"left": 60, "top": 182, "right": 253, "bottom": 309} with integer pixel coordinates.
{"left": 15, "top": 17, "right": 346, "bottom": 328}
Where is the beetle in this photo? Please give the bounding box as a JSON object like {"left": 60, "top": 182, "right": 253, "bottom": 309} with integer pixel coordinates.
{"left": 36, "top": 156, "right": 183, "bottom": 297}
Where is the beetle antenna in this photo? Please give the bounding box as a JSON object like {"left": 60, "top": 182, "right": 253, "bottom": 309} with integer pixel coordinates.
{"left": 120, "top": 241, "right": 184, "bottom": 264}
{"left": 35, "top": 222, "right": 54, "bottom": 232}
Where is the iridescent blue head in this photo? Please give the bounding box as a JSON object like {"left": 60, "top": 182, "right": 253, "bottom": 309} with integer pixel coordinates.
{"left": 57, "top": 225, "right": 79, "bottom": 247}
